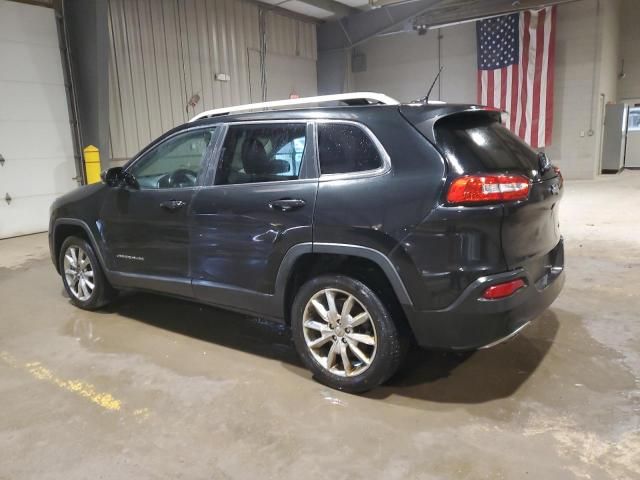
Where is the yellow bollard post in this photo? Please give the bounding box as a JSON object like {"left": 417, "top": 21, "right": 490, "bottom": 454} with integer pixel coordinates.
{"left": 83, "top": 145, "right": 101, "bottom": 184}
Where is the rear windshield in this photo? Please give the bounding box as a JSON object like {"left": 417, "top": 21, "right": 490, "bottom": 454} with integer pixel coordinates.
{"left": 434, "top": 114, "right": 540, "bottom": 177}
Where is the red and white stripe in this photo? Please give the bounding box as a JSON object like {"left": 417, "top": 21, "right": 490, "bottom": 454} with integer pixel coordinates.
{"left": 477, "top": 7, "right": 556, "bottom": 148}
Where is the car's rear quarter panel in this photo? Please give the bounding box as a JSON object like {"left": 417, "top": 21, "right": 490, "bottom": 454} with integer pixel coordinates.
{"left": 313, "top": 111, "right": 448, "bottom": 309}
{"left": 397, "top": 204, "right": 507, "bottom": 310}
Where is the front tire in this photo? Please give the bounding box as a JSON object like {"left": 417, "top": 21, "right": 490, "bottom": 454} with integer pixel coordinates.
{"left": 291, "top": 275, "right": 407, "bottom": 393}
{"left": 59, "top": 236, "right": 116, "bottom": 310}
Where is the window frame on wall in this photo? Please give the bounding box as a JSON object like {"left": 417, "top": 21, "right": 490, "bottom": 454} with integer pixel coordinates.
{"left": 315, "top": 120, "right": 392, "bottom": 181}
{"left": 206, "top": 121, "right": 318, "bottom": 187}
{"left": 628, "top": 107, "right": 640, "bottom": 132}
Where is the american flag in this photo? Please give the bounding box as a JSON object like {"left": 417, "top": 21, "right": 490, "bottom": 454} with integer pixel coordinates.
{"left": 476, "top": 7, "right": 557, "bottom": 148}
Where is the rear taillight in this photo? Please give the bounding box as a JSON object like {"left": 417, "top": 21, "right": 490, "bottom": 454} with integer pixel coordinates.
{"left": 446, "top": 174, "right": 531, "bottom": 205}
{"left": 482, "top": 279, "right": 526, "bottom": 300}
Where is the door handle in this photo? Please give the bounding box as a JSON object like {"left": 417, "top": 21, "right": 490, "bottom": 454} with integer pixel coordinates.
{"left": 160, "top": 199, "right": 187, "bottom": 211}
{"left": 269, "top": 198, "right": 306, "bottom": 212}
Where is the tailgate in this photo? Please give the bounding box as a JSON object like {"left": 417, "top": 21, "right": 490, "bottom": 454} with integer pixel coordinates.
{"left": 502, "top": 175, "right": 563, "bottom": 269}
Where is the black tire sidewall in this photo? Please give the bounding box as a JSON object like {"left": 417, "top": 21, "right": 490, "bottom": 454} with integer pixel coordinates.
{"left": 59, "top": 236, "right": 111, "bottom": 310}
{"left": 291, "top": 275, "right": 404, "bottom": 393}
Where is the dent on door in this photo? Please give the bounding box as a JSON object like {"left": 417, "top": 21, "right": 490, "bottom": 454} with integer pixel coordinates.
{"left": 190, "top": 180, "right": 317, "bottom": 296}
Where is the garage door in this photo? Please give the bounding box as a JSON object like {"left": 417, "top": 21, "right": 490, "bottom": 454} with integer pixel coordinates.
{"left": 0, "top": 1, "right": 77, "bottom": 239}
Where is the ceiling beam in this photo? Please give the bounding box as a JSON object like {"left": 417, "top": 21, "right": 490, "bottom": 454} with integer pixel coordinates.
{"left": 318, "top": 0, "right": 577, "bottom": 51}
{"left": 7, "top": 0, "right": 54, "bottom": 7}
{"left": 409, "top": 0, "right": 579, "bottom": 29}
{"left": 318, "top": 0, "right": 446, "bottom": 50}
{"left": 304, "top": 0, "right": 358, "bottom": 17}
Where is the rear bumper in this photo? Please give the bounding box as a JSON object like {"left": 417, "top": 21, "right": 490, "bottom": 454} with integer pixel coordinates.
{"left": 405, "top": 239, "right": 565, "bottom": 350}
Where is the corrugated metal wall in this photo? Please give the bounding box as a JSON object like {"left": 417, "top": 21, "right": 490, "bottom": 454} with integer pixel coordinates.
{"left": 266, "top": 10, "right": 317, "bottom": 59}
{"left": 108, "top": 0, "right": 317, "bottom": 162}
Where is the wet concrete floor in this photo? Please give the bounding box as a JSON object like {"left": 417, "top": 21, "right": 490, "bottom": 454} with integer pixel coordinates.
{"left": 0, "top": 172, "right": 638, "bottom": 479}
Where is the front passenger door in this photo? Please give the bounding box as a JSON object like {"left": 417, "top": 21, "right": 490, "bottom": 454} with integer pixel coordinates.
{"left": 101, "top": 127, "right": 217, "bottom": 286}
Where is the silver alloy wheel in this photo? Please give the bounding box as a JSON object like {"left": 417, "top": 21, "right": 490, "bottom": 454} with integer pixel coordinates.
{"left": 63, "top": 245, "right": 95, "bottom": 302}
{"left": 302, "top": 288, "right": 377, "bottom": 377}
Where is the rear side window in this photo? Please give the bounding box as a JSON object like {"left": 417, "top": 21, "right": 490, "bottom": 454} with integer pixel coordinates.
{"left": 215, "top": 123, "right": 307, "bottom": 185}
{"left": 318, "top": 123, "right": 383, "bottom": 175}
{"left": 435, "top": 115, "right": 539, "bottom": 174}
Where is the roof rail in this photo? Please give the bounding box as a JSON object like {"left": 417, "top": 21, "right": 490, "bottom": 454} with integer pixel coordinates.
{"left": 189, "top": 92, "right": 400, "bottom": 122}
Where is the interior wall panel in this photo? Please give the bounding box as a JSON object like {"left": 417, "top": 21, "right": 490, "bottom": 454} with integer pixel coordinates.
{"left": 109, "top": 0, "right": 316, "bottom": 163}
{"left": 266, "top": 10, "right": 317, "bottom": 60}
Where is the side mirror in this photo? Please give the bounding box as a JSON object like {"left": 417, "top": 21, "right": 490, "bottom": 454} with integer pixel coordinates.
{"left": 101, "top": 167, "right": 123, "bottom": 187}
{"left": 101, "top": 167, "right": 139, "bottom": 189}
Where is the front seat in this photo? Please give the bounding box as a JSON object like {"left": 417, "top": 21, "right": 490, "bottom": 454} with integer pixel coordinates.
{"left": 242, "top": 137, "right": 288, "bottom": 181}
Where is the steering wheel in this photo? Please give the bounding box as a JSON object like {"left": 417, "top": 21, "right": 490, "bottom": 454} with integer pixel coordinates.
{"left": 167, "top": 168, "right": 198, "bottom": 188}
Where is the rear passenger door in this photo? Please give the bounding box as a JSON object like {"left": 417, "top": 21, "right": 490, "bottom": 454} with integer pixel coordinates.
{"left": 189, "top": 122, "right": 317, "bottom": 309}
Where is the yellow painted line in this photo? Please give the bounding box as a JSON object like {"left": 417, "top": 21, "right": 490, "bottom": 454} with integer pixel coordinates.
{"left": 1, "top": 351, "right": 149, "bottom": 419}
{"left": 24, "top": 361, "right": 122, "bottom": 411}
{"left": 0, "top": 350, "right": 18, "bottom": 368}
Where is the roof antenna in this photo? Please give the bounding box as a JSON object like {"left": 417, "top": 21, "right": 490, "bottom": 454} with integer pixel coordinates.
{"left": 417, "top": 66, "right": 444, "bottom": 104}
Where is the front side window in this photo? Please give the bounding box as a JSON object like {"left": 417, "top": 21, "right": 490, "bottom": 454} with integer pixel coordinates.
{"left": 129, "top": 128, "right": 216, "bottom": 189}
{"left": 317, "top": 123, "right": 384, "bottom": 175}
{"left": 215, "top": 123, "right": 307, "bottom": 185}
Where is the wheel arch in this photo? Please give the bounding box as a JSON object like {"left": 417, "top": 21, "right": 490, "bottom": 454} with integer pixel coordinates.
{"left": 276, "top": 243, "right": 413, "bottom": 326}
{"left": 52, "top": 219, "right": 107, "bottom": 274}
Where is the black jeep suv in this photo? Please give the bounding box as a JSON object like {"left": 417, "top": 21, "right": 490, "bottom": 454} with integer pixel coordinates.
{"left": 49, "top": 99, "right": 564, "bottom": 392}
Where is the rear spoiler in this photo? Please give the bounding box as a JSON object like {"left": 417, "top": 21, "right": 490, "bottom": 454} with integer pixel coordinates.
{"left": 399, "top": 104, "right": 501, "bottom": 144}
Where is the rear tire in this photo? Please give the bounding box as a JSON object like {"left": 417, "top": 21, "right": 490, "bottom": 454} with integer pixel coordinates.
{"left": 59, "top": 236, "right": 116, "bottom": 310}
{"left": 291, "top": 275, "right": 408, "bottom": 393}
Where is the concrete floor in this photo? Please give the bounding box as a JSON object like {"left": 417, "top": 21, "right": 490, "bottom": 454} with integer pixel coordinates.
{"left": 1, "top": 172, "right": 639, "bottom": 480}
